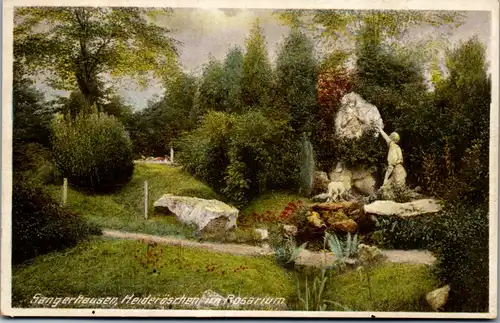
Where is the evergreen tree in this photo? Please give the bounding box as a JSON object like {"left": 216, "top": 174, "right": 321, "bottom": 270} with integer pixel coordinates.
{"left": 274, "top": 29, "right": 318, "bottom": 134}
{"left": 241, "top": 19, "right": 273, "bottom": 109}
{"left": 222, "top": 46, "right": 244, "bottom": 113}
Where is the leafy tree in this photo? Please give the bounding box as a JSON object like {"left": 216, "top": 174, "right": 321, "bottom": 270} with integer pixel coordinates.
{"left": 102, "top": 95, "right": 134, "bottom": 125}
{"left": 429, "top": 36, "right": 490, "bottom": 201}
{"left": 274, "top": 29, "right": 318, "bottom": 134}
{"left": 128, "top": 72, "right": 197, "bottom": 157}
{"left": 276, "top": 9, "right": 464, "bottom": 50}
{"left": 241, "top": 19, "right": 273, "bottom": 109}
{"left": 14, "top": 7, "right": 179, "bottom": 110}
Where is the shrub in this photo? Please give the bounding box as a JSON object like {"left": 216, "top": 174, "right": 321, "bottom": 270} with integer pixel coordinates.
{"left": 12, "top": 176, "right": 101, "bottom": 265}
{"left": 51, "top": 113, "right": 134, "bottom": 193}
{"left": 13, "top": 142, "right": 60, "bottom": 185}
{"left": 374, "top": 201, "right": 489, "bottom": 312}
{"left": 431, "top": 202, "right": 489, "bottom": 312}
{"left": 179, "top": 110, "right": 300, "bottom": 206}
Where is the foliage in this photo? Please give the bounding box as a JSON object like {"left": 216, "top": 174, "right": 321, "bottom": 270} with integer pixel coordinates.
{"left": 13, "top": 72, "right": 54, "bottom": 148}
{"left": 298, "top": 134, "right": 315, "bottom": 196}
{"left": 324, "top": 231, "right": 359, "bottom": 268}
{"left": 241, "top": 19, "right": 273, "bottom": 109}
{"left": 431, "top": 202, "right": 489, "bottom": 312}
{"left": 128, "top": 72, "right": 197, "bottom": 157}
{"left": 51, "top": 113, "right": 134, "bottom": 193}
{"left": 373, "top": 200, "right": 489, "bottom": 312}
{"left": 295, "top": 269, "right": 350, "bottom": 311}
{"left": 12, "top": 238, "right": 294, "bottom": 309}
{"left": 275, "top": 9, "right": 464, "bottom": 53}
{"left": 14, "top": 7, "right": 179, "bottom": 108}
{"left": 12, "top": 175, "right": 101, "bottom": 265}
{"left": 426, "top": 36, "right": 490, "bottom": 201}
{"left": 313, "top": 66, "right": 353, "bottom": 170}
{"left": 179, "top": 110, "right": 300, "bottom": 205}
{"left": 190, "top": 57, "right": 226, "bottom": 123}
{"left": 222, "top": 46, "right": 245, "bottom": 113}
{"left": 274, "top": 29, "right": 318, "bottom": 133}
{"left": 269, "top": 224, "right": 307, "bottom": 268}
{"left": 13, "top": 143, "right": 60, "bottom": 185}
{"left": 373, "top": 216, "right": 437, "bottom": 250}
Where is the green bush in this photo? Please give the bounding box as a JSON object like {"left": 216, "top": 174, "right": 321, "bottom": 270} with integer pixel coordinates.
{"left": 13, "top": 143, "right": 60, "bottom": 185}
{"left": 179, "top": 110, "right": 300, "bottom": 206}
{"left": 431, "top": 202, "right": 489, "bottom": 312}
{"left": 51, "top": 113, "right": 134, "bottom": 193}
{"left": 12, "top": 176, "right": 101, "bottom": 265}
{"left": 374, "top": 201, "right": 489, "bottom": 312}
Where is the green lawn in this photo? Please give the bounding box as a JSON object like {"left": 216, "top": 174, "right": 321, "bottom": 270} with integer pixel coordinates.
{"left": 12, "top": 238, "right": 294, "bottom": 310}
{"left": 45, "top": 164, "right": 308, "bottom": 243}
{"left": 46, "top": 164, "right": 220, "bottom": 238}
{"left": 324, "top": 263, "right": 438, "bottom": 312}
{"left": 12, "top": 236, "right": 437, "bottom": 312}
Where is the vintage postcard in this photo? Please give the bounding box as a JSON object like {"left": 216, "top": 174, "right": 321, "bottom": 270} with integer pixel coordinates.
{"left": 1, "top": 0, "right": 498, "bottom": 318}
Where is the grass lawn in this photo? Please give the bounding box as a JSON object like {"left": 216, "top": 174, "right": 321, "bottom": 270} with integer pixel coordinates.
{"left": 46, "top": 164, "right": 219, "bottom": 238}
{"left": 12, "top": 238, "right": 294, "bottom": 310}
{"left": 323, "top": 263, "right": 438, "bottom": 312}
{"left": 45, "top": 164, "right": 309, "bottom": 244}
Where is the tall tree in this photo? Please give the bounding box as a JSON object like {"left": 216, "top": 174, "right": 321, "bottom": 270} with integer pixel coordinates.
{"left": 222, "top": 46, "right": 244, "bottom": 113}
{"left": 190, "top": 56, "right": 226, "bottom": 124}
{"left": 241, "top": 19, "right": 273, "bottom": 109}
{"left": 274, "top": 29, "right": 318, "bottom": 134}
{"left": 14, "top": 7, "right": 179, "bottom": 111}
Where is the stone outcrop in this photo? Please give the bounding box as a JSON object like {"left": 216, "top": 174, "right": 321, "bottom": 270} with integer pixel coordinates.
{"left": 335, "top": 92, "right": 384, "bottom": 139}
{"left": 363, "top": 199, "right": 442, "bottom": 217}
{"left": 154, "top": 194, "right": 238, "bottom": 232}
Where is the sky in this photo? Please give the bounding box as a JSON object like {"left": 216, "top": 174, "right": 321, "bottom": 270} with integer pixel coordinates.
{"left": 34, "top": 9, "right": 492, "bottom": 110}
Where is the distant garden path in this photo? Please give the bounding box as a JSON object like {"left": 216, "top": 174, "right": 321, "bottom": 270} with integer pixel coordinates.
{"left": 102, "top": 230, "right": 436, "bottom": 267}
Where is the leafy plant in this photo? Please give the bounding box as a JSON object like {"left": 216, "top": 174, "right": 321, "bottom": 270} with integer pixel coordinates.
{"left": 296, "top": 269, "right": 351, "bottom": 311}
{"left": 324, "top": 231, "right": 359, "bottom": 268}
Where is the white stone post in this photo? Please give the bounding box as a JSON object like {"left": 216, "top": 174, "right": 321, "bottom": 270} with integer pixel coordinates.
{"left": 61, "top": 178, "right": 68, "bottom": 206}
{"left": 170, "top": 147, "right": 174, "bottom": 164}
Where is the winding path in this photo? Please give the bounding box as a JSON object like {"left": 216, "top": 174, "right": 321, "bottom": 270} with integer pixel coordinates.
{"left": 102, "top": 229, "right": 436, "bottom": 267}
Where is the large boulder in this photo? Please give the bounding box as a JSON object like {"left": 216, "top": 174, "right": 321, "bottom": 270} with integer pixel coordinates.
{"left": 363, "top": 199, "right": 442, "bottom": 217}
{"left": 335, "top": 92, "right": 384, "bottom": 139}
{"left": 154, "top": 194, "right": 238, "bottom": 231}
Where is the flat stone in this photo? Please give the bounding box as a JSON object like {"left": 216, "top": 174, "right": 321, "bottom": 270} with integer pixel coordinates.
{"left": 154, "top": 194, "right": 238, "bottom": 232}
{"left": 363, "top": 199, "right": 442, "bottom": 217}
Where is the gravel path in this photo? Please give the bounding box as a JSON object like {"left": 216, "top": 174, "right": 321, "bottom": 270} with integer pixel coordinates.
{"left": 102, "top": 229, "right": 436, "bottom": 266}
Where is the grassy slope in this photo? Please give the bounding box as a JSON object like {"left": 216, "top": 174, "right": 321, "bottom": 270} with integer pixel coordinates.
{"left": 12, "top": 238, "right": 294, "bottom": 309}
{"left": 46, "top": 164, "right": 308, "bottom": 241}
{"left": 46, "top": 164, "right": 219, "bottom": 237}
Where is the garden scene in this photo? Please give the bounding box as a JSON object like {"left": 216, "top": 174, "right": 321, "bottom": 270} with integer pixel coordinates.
{"left": 11, "top": 8, "right": 491, "bottom": 313}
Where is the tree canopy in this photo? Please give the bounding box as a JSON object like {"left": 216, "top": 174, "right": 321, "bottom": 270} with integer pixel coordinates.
{"left": 14, "top": 7, "right": 180, "bottom": 109}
